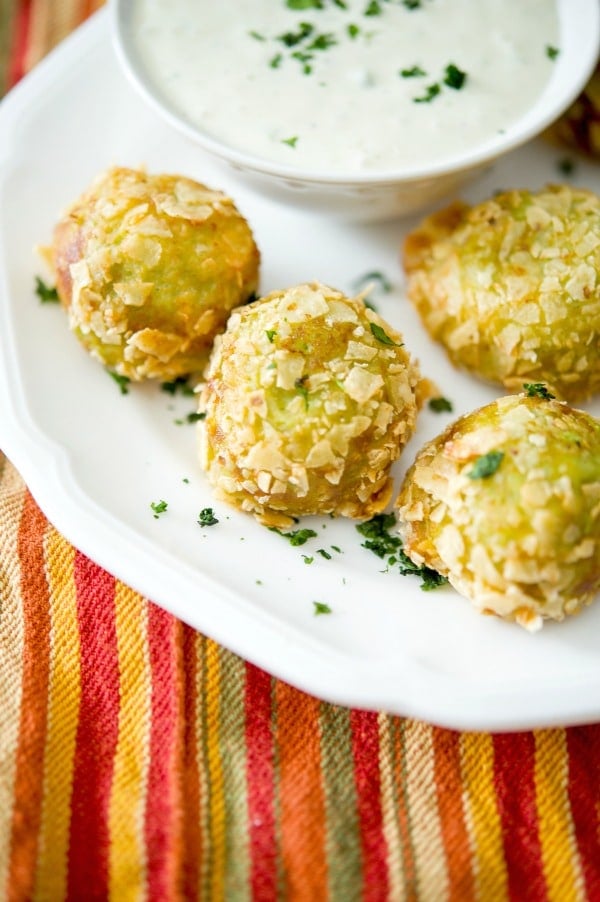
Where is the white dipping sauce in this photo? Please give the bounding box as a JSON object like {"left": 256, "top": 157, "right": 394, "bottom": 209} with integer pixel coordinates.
{"left": 130, "top": 0, "right": 559, "bottom": 174}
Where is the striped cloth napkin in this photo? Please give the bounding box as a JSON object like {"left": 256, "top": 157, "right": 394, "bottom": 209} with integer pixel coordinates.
{"left": 2, "top": 4, "right": 600, "bottom": 900}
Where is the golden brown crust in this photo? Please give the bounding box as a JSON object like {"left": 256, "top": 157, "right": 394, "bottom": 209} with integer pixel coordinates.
{"left": 51, "top": 166, "right": 260, "bottom": 380}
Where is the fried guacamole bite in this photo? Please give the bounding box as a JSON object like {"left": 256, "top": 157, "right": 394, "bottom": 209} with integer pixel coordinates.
{"left": 199, "top": 282, "right": 425, "bottom": 527}
{"left": 404, "top": 185, "right": 600, "bottom": 402}
{"left": 49, "top": 166, "right": 260, "bottom": 380}
{"left": 396, "top": 393, "right": 600, "bottom": 631}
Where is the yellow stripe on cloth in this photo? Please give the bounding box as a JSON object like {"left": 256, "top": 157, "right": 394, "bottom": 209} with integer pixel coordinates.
{"left": 33, "top": 528, "right": 80, "bottom": 901}
{"left": 460, "top": 733, "right": 509, "bottom": 902}
{"left": 204, "top": 638, "right": 227, "bottom": 902}
{"left": 378, "top": 714, "right": 406, "bottom": 902}
{"left": 403, "top": 720, "right": 449, "bottom": 899}
{"left": 0, "top": 460, "right": 27, "bottom": 895}
{"left": 535, "top": 730, "right": 586, "bottom": 902}
{"left": 108, "top": 583, "right": 152, "bottom": 902}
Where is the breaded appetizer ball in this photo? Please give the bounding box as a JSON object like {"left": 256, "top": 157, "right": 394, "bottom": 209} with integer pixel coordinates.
{"left": 546, "top": 63, "right": 600, "bottom": 158}
{"left": 396, "top": 394, "right": 600, "bottom": 630}
{"left": 199, "top": 282, "right": 424, "bottom": 526}
{"left": 404, "top": 185, "right": 600, "bottom": 402}
{"left": 51, "top": 167, "right": 260, "bottom": 380}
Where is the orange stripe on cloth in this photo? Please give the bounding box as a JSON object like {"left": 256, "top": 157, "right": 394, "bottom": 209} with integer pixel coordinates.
{"left": 460, "top": 732, "right": 508, "bottom": 900}
{"left": 534, "top": 730, "right": 585, "bottom": 902}
{"left": 33, "top": 529, "right": 80, "bottom": 901}
{"left": 246, "top": 662, "right": 277, "bottom": 901}
{"left": 0, "top": 462, "right": 27, "bottom": 896}
{"left": 274, "top": 684, "right": 327, "bottom": 900}
{"left": 67, "top": 553, "right": 119, "bottom": 900}
{"left": 144, "top": 603, "right": 184, "bottom": 900}
{"left": 350, "top": 709, "right": 389, "bottom": 901}
{"left": 6, "top": 491, "right": 52, "bottom": 901}
{"left": 108, "top": 583, "right": 152, "bottom": 900}
{"left": 566, "top": 725, "right": 600, "bottom": 898}
{"left": 432, "top": 728, "right": 476, "bottom": 902}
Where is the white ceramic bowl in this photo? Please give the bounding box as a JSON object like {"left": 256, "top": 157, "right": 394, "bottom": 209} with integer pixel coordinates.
{"left": 112, "top": 0, "right": 600, "bottom": 222}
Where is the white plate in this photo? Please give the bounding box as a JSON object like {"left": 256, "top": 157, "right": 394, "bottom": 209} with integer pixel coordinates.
{"left": 1, "top": 9, "right": 600, "bottom": 731}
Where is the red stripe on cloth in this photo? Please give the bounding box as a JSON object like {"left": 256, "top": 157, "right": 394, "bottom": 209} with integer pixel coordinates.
{"left": 7, "top": 493, "right": 52, "bottom": 901}
{"left": 180, "top": 623, "right": 201, "bottom": 899}
{"left": 566, "top": 725, "right": 600, "bottom": 898}
{"left": 350, "top": 710, "right": 389, "bottom": 902}
{"left": 7, "top": 0, "right": 32, "bottom": 88}
{"left": 493, "top": 733, "right": 547, "bottom": 902}
{"left": 145, "top": 603, "right": 183, "bottom": 901}
{"left": 245, "top": 662, "right": 277, "bottom": 901}
{"left": 67, "top": 553, "right": 120, "bottom": 901}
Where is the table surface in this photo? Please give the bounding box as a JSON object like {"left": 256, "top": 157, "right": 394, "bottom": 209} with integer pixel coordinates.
{"left": 1, "top": 3, "right": 600, "bottom": 900}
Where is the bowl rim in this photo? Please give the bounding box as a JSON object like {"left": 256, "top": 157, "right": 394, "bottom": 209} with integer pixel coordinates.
{"left": 111, "top": 0, "right": 600, "bottom": 187}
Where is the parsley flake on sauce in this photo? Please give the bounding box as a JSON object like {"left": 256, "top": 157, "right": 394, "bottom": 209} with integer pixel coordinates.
{"left": 428, "top": 396, "right": 453, "bottom": 413}
{"left": 546, "top": 45, "right": 559, "bottom": 60}
{"left": 523, "top": 382, "right": 555, "bottom": 400}
{"left": 364, "top": 1, "right": 382, "bottom": 16}
{"left": 370, "top": 322, "right": 402, "bottom": 346}
{"left": 198, "top": 507, "right": 219, "bottom": 526}
{"left": 151, "top": 500, "right": 168, "bottom": 519}
{"left": 286, "top": 0, "right": 324, "bottom": 8}
{"left": 313, "top": 601, "right": 332, "bottom": 615}
{"left": 400, "top": 65, "right": 426, "bottom": 78}
{"left": 413, "top": 82, "right": 441, "bottom": 103}
{"left": 282, "top": 135, "right": 299, "bottom": 147}
{"left": 467, "top": 450, "right": 504, "bottom": 480}
{"left": 35, "top": 276, "right": 59, "bottom": 302}
{"left": 443, "top": 63, "right": 467, "bottom": 90}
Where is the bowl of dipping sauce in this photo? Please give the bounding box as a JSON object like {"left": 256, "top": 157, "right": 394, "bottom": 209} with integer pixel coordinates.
{"left": 112, "top": 0, "right": 600, "bottom": 222}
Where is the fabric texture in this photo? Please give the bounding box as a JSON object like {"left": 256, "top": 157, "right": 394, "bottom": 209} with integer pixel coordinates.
{"left": 1, "top": 4, "right": 600, "bottom": 900}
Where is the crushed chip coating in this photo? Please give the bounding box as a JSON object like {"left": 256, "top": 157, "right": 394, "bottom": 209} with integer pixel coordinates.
{"left": 403, "top": 185, "right": 600, "bottom": 402}
{"left": 198, "top": 282, "right": 424, "bottom": 526}
{"left": 396, "top": 394, "right": 600, "bottom": 630}
{"left": 51, "top": 167, "right": 260, "bottom": 380}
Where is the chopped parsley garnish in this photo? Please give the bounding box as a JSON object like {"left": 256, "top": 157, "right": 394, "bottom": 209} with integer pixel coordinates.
{"left": 402, "top": 0, "right": 422, "bottom": 8}
{"left": 413, "top": 82, "right": 441, "bottom": 103}
{"left": 186, "top": 411, "right": 206, "bottom": 423}
{"left": 183, "top": 478, "right": 190, "bottom": 484}
{"left": 400, "top": 65, "right": 426, "bottom": 78}
{"left": 364, "top": 0, "right": 382, "bottom": 15}
{"left": 286, "top": 0, "right": 324, "bottom": 8}
{"left": 151, "top": 500, "right": 168, "bottom": 518}
{"left": 317, "top": 548, "right": 332, "bottom": 559}
{"left": 109, "top": 371, "right": 131, "bottom": 395}
{"left": 270, "top": 53, "right": 283, "bottom": 68}
{"left": 356, "top": 514, "right": 447, "bottom": 590}
{"left": 313, "top": 601, "right": 332, "bottom": 615}
{"left": 282, "top": 135, "right": 299, "bottom": 147}
{"left": 266, "top": 329, "right": 277, "bottom": 342}
{"left": 249, "top": 30, "right": 266, "bottom": 41}
{"left": 467, "top": 450, "right": 504, "bottom": 480}
{"left": 308, "top": 32, "right": 337, "bottom": 50}
{"left": 270, "top": 526, "right": 318, "bottom": 546}
{"left": 35, "top": 276, "right": 59, "bottom": 303}
{"left": 279, "top": 22, "right": 314, "bottom": 47}
{"left": 161, "top": 376, "right": 195, "bottom": 396}
{"left": 370, "top": 322, "right": 402, "bottom": 346}
{"left": 557, "top": 157, "right": 576, "bottom": 176}
{"left": 347, "top": 23, "right": 360, "bottom": 38}
{"left": 443, "top": 63, "right": 467, "bottom": 90}
{"left": 428, "top": 396, "right": 453, "bottom": 413}
{"left": 523, "top": 382, "right": 555, "bottom": 400}
{"left": 198, "top": 507, "right": 219, "bottom": 526}
{"left": 546, "top": 45, "right": 559, "bottom": 60}
{"left": 302, "top": 554, "right": 314, "bottom": 564}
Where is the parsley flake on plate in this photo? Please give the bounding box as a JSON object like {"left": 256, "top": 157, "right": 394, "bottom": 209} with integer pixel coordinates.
{"left": 151, "top": 500, "right": 168, "bottom": 518}
{"left": 198, "top": 507, "right": 219, "bottom": 526}
{"left": 443, "top": 62, "right": 467, "bottom": 90}
{"left": 428, "top": 396, "right": 453, "bottom": 413}
{"left": 282, "top": 135, "right": 299, "bottom": 147}
{"left": 270, "top": 526, "right": 318, "bottom": 546}
{"left": 313, "top": 601, "right": 332, "bottom": 615}
{"left": 109, "top": 371, "right": 131, "bottom": 395}
{"left": 35, "top": 276, "right": 59, "bottom": 303}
